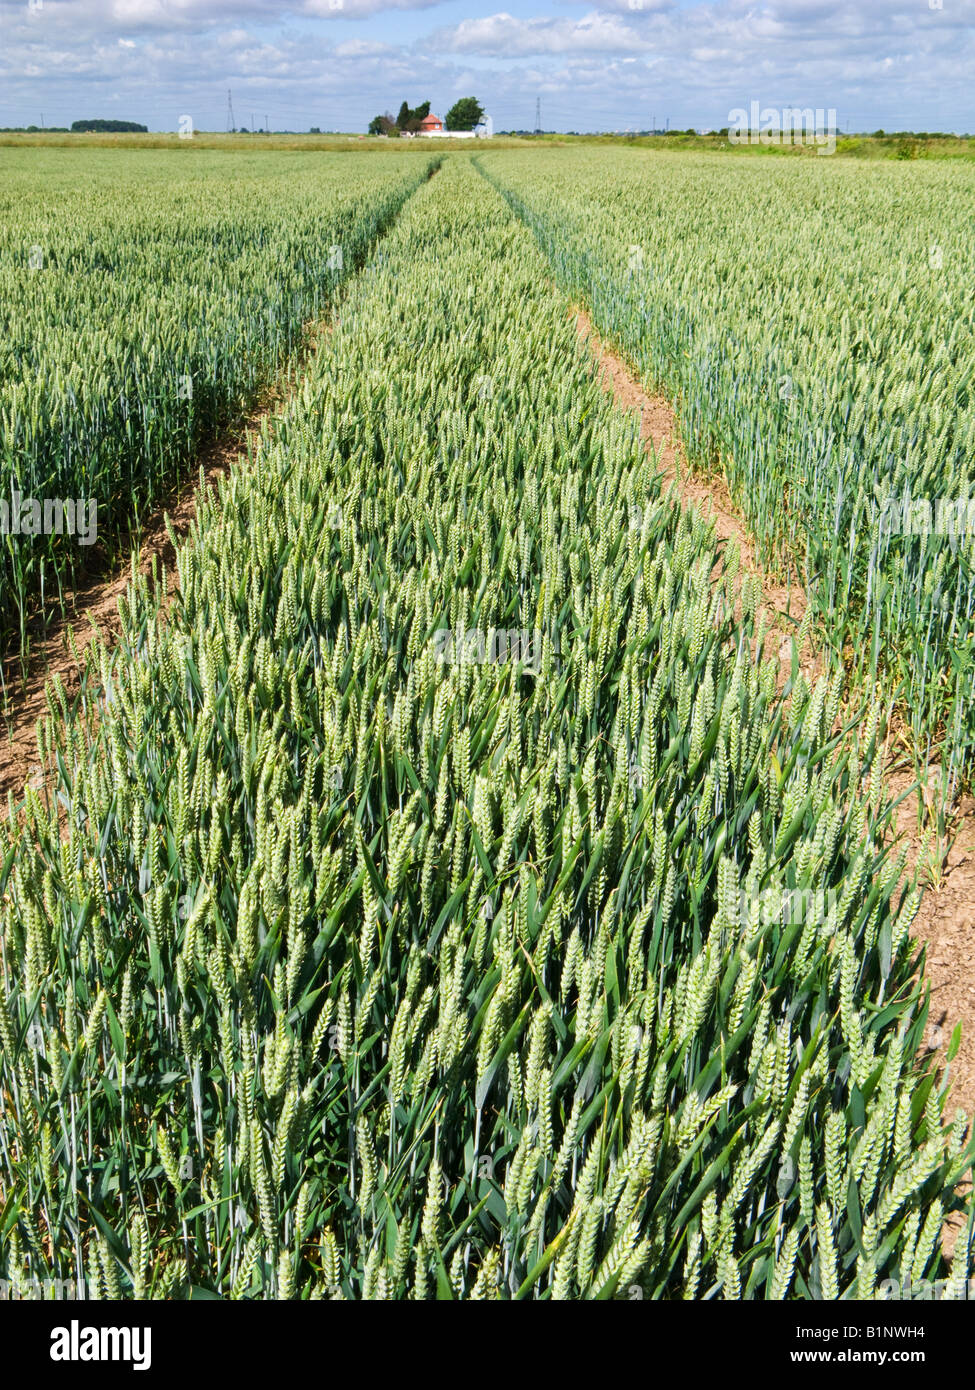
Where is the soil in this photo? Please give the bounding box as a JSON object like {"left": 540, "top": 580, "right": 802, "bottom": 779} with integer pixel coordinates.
{"left": 574, "top": 309, "right": 819, "bottom": 691}
{"left": 888, "top": 768, "right": 975, "bottom": 1121}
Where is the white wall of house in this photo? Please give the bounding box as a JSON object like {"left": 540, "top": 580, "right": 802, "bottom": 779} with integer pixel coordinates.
{"left": 418, "top": 127, "right": 492, "bottom": 139}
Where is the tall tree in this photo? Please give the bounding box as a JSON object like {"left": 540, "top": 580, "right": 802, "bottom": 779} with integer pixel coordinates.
{"left": 444, "top": 97, "right": 484, "bottom": 131}
{"left": 396, "top": 101, "right": 411, "bottom": 130}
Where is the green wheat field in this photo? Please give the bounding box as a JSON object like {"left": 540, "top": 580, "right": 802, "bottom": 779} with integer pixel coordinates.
{"left": 0, "top": 146, "right": 973, "bottom": 1300}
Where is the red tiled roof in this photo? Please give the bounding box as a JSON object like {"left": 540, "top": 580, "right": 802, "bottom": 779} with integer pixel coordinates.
{"left": 419, "top": 113, "right": 443, "bottom": 129}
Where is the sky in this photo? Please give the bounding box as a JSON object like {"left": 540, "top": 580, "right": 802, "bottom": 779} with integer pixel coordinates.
{"left": 1, "top": 0, "right": 973, "bottom": 134}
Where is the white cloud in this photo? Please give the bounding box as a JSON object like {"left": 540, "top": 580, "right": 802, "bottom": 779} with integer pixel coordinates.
{"left": 432, "top": 11, "right": 656, "bottom": 55}
{"left": 333, "top": 39, "right": 397, "bottom": 56}
{"left": 302, "top": 0, "right": 445, "bottom": 16}
{"left": 0, "top": 0, "right": 450, "bottom": 31}
{"left": 423, "top": 0, "right": 975, "bottom": 130}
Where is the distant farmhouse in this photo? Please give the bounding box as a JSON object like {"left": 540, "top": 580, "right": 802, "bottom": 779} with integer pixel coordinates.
{"left": 369, "top": 98, "right": 492, "bottom": 139}
{"left": 418, "top": 113, "right": 493, "bottom": 139}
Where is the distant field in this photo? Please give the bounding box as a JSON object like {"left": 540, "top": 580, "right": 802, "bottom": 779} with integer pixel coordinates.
{"left": 0, "top": 130, "right": 526, "bottom": 152}
{"left": 1, "top": 129, "right": 973, "bottom": 159}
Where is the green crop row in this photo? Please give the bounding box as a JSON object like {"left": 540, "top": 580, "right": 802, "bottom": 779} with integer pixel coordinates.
{"left": 478, "top": 148, "right": 975, "bottom": 800}
{"left": 0, "top": 149, "right": 437, "bottom": 668}
{"left": 0, "top": 156, "right": 970, "bottom": 1300}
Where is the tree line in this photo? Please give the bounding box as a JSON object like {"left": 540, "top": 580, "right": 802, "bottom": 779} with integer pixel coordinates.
{"left": 70, "top": 120, "right": 148, "bottom": 133}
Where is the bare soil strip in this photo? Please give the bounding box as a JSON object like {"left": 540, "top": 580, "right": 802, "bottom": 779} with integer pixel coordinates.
{"left": 574, "top": 304, "right": 975, "bottom": 1127}
{"left": 574, "top": 308, "right": 818, "bottom": 689}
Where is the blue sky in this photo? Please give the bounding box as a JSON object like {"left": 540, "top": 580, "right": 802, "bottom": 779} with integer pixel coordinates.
{"left": 1, "top": 0, "right": 972, "bottom": 133}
